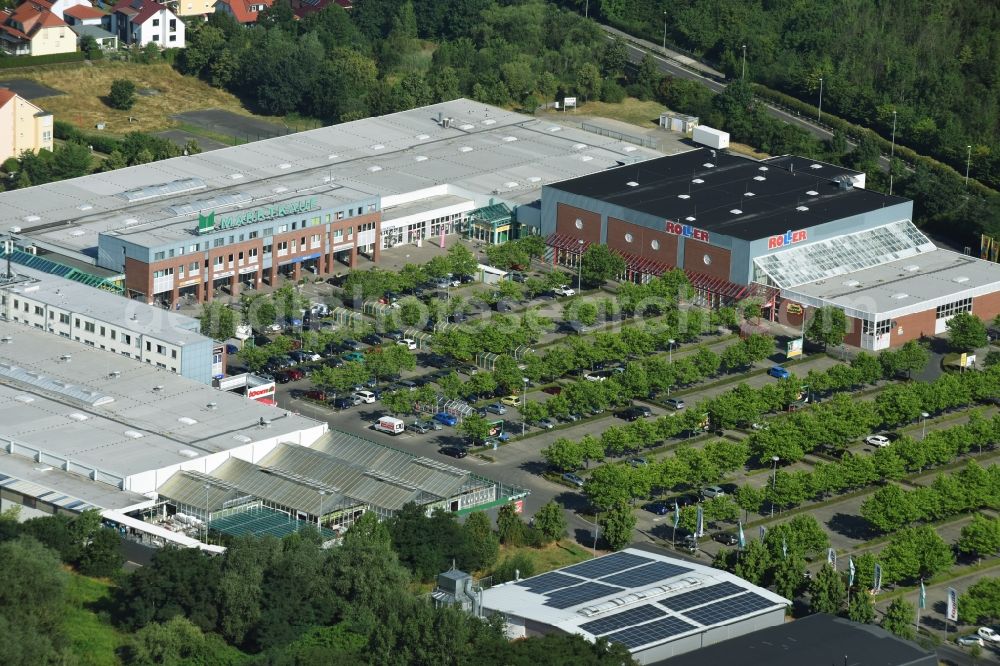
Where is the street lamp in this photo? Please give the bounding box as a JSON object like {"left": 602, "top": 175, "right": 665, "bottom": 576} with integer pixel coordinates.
{"left": 889, "top": 110, "right": 898, "bottom": 196}
{"left": 741, "top": 44, "right": 746, "bottom": 80}
{"left": 521, "top": 377, "right": 529, "bottom": 437}
{"left": 668, "top": 338, "right": 675, "bottom": 364}
{"left": 920, "top": 411, "right": 930, "bottom": 440}
{"left": 965, "top": 145, "right": 972, "bottom": 186}
{"left": 770, "top": 456, "right": 779, "bottom": 517}
{"left": 817, "top": 77, "right": 824, "bottom": 123}
{"left": 577, "top": 239, "right": 584, "bottom": 292}
{"left": 592, "top": 512, "right": 600, "bottom": 556}
{"left": 662, "top": 12, "right": 667, "bottom": 51}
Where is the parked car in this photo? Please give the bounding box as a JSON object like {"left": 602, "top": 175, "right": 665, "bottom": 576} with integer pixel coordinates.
{"left": 433, "top": 412, "right": 458, "bottom": 426}
{"left": 675, "top": 493, "right": 700, "bottom": 508}
{"left": 701, "top": 485, "right": 726, "bottom": 499}
{"left": 713, "top": 532, "right": 739, "bottom": 546}
{"left": 768, "top": 366, "right": 791, "bottom": 379}
{"left": 485, "top": 403, "right": 507, "bottom": 415}
{"left": 957, "top": 635, "right": 985, "bottom": 647}
{"left": 274, "top": 371, "right": 293, "bottom": 384}
{"left": 407, "top": 421, "right": 430, "bottom": 434}
{"left": 562, "top": 473, "right": 584, "bottom": 488}
{"left": 978, "top": 627, "right": 1000, "bottom": 643}
{"left": 398, "top": 338, "right": 418, "bottom": 350}
{"left": 354, "top": 390, "right": 376, "bottom": 404}
{"left": 500, "top": 395, "right": 522, "bottom": 407}
{"left": 628, "top": 457, "right": 647, "bottom": 467}
{"left": 616, "top": 407, "right": 648, "bottom": 421}
{"left": 542, "top": 385, "right": 563, "bottom": 395}
{"left": 397, "top": 380, "right": 418, "bottom": 391}
{"left": 537, "top": 418, "right": 558, "bottom": 430}
{"left": 563, "top": 413, "right": 582, "bottom": 422}
{"left": 643, "top": 501, "right": 670, "bottom": 515}
{"left": 459, "top": 364, "right": 479, "bottom": 375}
{"left": 331, "top": 397, "right": 356, "bottom": 409}
{"left": 384, "top": 330, "right": 405, "bottom": 341}
{"left": 663, "top": 398, "right": 685, "bottom": 410}
{"left": 343, "top": 351, "right": 365, "bottom": 363}
{"left": 305, "top": 389, "right": 327, "bottom": 401}
{"left": 343, "top": 339, "right": 363, "bottom": 351}
{"left": 865, "top": 435, "right": 891, "bottom": 447}
{"left": 439, "top": 446, "right": 468, "bottom": 459}
{"left": 554, "top": 285, "right": 576, "bottom": 297}
{"left": 510, "top": 272, "right": 526, "bottom": 283}
{"left": 362, "top": 334, "right": 383, "bottom": 346}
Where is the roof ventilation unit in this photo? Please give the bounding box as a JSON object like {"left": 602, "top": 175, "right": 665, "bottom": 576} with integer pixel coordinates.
{"left": 796, "top": 205, "right": 809, "bottom": 211}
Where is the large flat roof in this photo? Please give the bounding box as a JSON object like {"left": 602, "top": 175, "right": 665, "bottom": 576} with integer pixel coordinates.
{"left": 0, "top": 320, "right": 322, "bottom": 482}
{"left": 1, "top": 265, "right": 209, "bottom": 347}
{"left": 657, "top": 613, "right": 936, "bottom": 666}
{"left": 547, "top": 148, "right": 907, "bottom": 240}
{"left": 785, "top": 247, "right": 1000, "bottom": 320}
{"left": 482, "top": 547, "right": 787, "bottom": 653}
{"left": 2, "top": 99, "right": 661, "bottom": 255}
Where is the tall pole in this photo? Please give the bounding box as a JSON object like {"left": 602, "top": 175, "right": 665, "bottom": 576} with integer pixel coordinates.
{"left": 662, "top": 12, "right": 667, "bottom": 51}
{"left": 889, "top": 110, "right": 897, "bottom": 196}
{"left": 585, "top": 0, "right": 588, "bottom": 19}
{"left": 592, "top": 513, "right": 599, "bottom": 556}
{"left": 577, "top": 240, "right": 584, "bottom": 292}
{"left": 668, "top": 339, "right": 675, "bottom": 364}
{"left": 741, "top": 45, "right": 746, "bottom": 80}
{"left": 203, "top": 484, "right": 210, "bottom": 544}
{"left": 318, "top": 490, "right": 326, "bottom": 532}
{"left": 770, "top": 456, "right": 779, "bottom": 517}
{"left": 817, "top": 78, "right": 823, "bottom": 123}
{"left": 521, "top": 379, "right": 527, "bottom": 437}
{"left": 965, "top": 145, "right": 972, "bottom": 186}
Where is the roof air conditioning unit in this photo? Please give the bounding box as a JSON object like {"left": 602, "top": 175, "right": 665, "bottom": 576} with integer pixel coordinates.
{"left": 206, "top": 402, "right": 217, "bottom": 410}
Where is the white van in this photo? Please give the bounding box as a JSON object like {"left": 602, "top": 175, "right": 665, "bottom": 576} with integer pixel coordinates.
{"left": 374, "top": 416, "right": 405, "bottom": 435}
{"left": 354, "top": 390, "right": 376, "bottom": 404}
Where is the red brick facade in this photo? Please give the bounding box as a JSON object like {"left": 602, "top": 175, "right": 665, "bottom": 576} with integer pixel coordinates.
{"left": 683, "top": 242, "right": 731, "bottom": 280}
{"left": 555, "top": 203, "right": 601, "bottom": 244}
{"left": 606, "top": 217, "right": 679, "bottom": 265}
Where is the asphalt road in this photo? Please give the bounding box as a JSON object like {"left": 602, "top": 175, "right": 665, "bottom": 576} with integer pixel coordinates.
{"left": 605, "top": 27, "right": 891, "bottom": 171}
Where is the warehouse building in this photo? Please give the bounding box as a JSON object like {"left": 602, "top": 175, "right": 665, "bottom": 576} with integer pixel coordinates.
{"left": 481, "top": 548, "right": 788, "bottom": 664}
{"left": 0, "top": 99, "right": 660, "bottom": 308}
{"left": 0, "top": 264, "right": 221, "bottom": 383}
{"left": 539, "top": 149, "right": 1000, "bottom": 349}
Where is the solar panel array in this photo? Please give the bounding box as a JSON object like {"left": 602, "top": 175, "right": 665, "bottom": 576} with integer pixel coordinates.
{"left": 659, "top": 581, "right": 745, "bottom": 611}
{"left": 516, "top": 571, "right": 580, "bottom": 594}
{"left": 604, "top": 616, "right": 697, "bottom": 649}
{"left": 561, "top": 551, "right": 654, "bottom": 579}
{"left": 544, "top": 582, "right": 625, "bottom": 609}
{"left": 682, "top": 592, "right": 776, "bottom": 626}
{"left": 579, "top": 605, "right": 666, "bottom": 636}
{"left": 600, "top": 561, "right": 693, "bottom": 589}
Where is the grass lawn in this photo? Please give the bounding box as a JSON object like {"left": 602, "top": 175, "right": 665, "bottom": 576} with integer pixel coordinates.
{"left": 25, "top": 62, "right": 284, "bottom": 135}
{"left": 63, "top": 571, "right": 125, "bottom": 666}
{"left": 500, "top": 538, "right": 595, "bottom": 574}
{"left": 543, "top": 97, "right": 665, "bottom": 129}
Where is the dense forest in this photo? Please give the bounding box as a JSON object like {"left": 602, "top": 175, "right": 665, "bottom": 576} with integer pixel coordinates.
{"left": 587, "top": 0, "right": 1000, "bottom": 190}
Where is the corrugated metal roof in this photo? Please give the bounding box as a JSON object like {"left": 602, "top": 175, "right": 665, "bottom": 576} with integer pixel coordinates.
{"left": 0, "top": 472, "right": 97, "bottom": 511}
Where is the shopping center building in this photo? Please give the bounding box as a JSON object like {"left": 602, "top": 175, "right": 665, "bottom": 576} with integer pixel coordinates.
{"left": 0, "top": 99, "right": 659, "bottom": 307}
{"left": 539, "top": 150, "right": 1000, "bottom": 349}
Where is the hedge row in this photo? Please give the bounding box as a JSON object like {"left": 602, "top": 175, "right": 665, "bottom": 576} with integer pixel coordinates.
{"left": 0, "top": 51, "right": 85, "bottom": 70}
{"left": 54, "top": 120, "right": 123, "bottom": 155}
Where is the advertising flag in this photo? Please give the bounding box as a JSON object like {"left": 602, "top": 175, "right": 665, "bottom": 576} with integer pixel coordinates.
{"left": 759, "top": 525, "right": 766, "bottom": 541}
{"left": 696, "top": 505, "right": 705, "bottom": 537}
{"left": 946, "top": 587, "right": 958, "bottom": 622}
{"left": 873, "top": 564, "right": 883, "bottom": 594}
{"left": 673, "top": 501, "right": 680, "bottom": 530}
{"left": 737, "top": 522, "right": 746, "bottom": 548}
{"left": 827, "top": 548, "right": 837, "bottom": 569}
{"left": 919, "top": 579, "right": 927, "bottom": 610}
{"left": 781, "top": 538, "right": 787, "bottom": 558}
{"left": 848, "top": 556, "right": 855, "bottom": 587}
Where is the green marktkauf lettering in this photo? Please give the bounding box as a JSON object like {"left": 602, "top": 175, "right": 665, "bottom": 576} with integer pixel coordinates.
{"left": 197, "top": 198, "right": 317, "bottom": 235}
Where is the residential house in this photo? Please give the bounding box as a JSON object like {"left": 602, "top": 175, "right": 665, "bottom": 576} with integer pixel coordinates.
{"left": 0, "top": 0, "right": 76, "bottom": 56}
{"left": 64, "top": 4, "right": 116, "bottom": 50}
{"left": 213, "top": 0, "right": 271, "bottom": 25}
{"left": 110, "top": 0, "right": 184, "bottom": 48}
{"left": 173, "top": 0, "right": 217, "bottom": 18}
{"left": 45, "top": 0, "right": 93, "bottom": 20}
{"left": 0, "top": 87, "right": 54, "bottom": 162}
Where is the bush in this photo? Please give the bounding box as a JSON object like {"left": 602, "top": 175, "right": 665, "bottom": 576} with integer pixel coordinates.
{"left": 490, "top": 551, "right": 535, "bottom": 584}
{"left": 600, "top": 81, "right": 626, "bottom": 103}
{"left": 108, "top": 79, "right": 137, "bottom": 111}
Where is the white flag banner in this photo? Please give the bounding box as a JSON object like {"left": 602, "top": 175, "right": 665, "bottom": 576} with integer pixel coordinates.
{"left": 873, "top": 564, "right": 882, "bottom": 594}
{"left": 696, "top": 505, "right": 705, "bottom": 537}
{"left": 946, "top": 587, "right": 958, "bottom": 622}
{"left": 827, "top": 548, "right": 837, "bottom": 569}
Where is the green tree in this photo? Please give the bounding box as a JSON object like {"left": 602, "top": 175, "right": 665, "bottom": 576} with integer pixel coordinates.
{"left": 882, "top": 598, "right": 916, "bottom": 640}
{"left": 957, "top": 515, "right": 1000, "bottom": 561}
{"left": 734, "top": 539, "right": 771, "bottom": 585}
{"left": 78, "top": 527, "right": 123, "bottom": 577}
{"left": 860, "top": 484, "right": 920, "bottom": 533}
{"left": 462, "top": 511, "right": 499, "bottom": 571}
{"left": 364, "top": 344, "right": 416, "bottom": 380}
{"left": 124, "top": 616, "right": 241, "bottom": 666}
{"left": 497, "top": 503, "right": 525, "bottom": 546}
{"left": 946, "top": 311, "right": 988, "bottom": 351}
{"left": 771, "top": 554, "right": 807, "bottom": 601}
{"left": 436, "top": 371, "right": 463, "bottom": 400}
{"left": 533, "top": 501, "right": 567, "bottom": 544}
{"left": 447, "top": 244, "right": 478, "bottom": 277}
{"left": 0, "top": 536, "right": 68, "bottom": 664}
{"left": 880, "top": 526, "right": 954, "bottom": 583}
{"left": 199, "top": 301, "right": 237, "bottom": 340}
{"left": 848, "top": 589, "right": 876, "bottom": 624}
{"left": 580, "top": 244, "right": 625, "bottom": 287}
{"left": 542, "top": 437, "right": 583, "bottom": 472}
{"left": 599, "top": 502, "right": 636, "bottom": 551}
{"left": 108, "top": 78, "right": 137, "bottom": 110}
{"left": 806, "top": 306, "right": 848, "bottom": 349}
{"left": 458, "top": 412, "right": 491, "bottom": 445}
{"left": 809, "top": 564, "right": 846, "bottom": 614}
{"left": 958, "top": 577, "right": 1000, "bottom": 625}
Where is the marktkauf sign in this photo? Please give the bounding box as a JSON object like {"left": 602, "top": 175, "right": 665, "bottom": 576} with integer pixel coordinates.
{"left": 197, "top": 197, "right": 317, "bottom": 235}
{"left": 665, "top": 221, "right": 710, "bottom": 243}
{"left": 767, "top": 229, "right": 808, "bottom": 249}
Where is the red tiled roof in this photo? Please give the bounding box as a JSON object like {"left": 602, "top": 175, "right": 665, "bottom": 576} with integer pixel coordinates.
{"left": 7, "top": 0, "right": 67, "bottom": 33}
{"left": 0, "top": 87, "right": 16, "bottom": 109}
{"left": 216, "top": 0, "right": 272, "bottom": 24}
{"left": 130, "top": 1, "right": 165, "bottom": 25}
{"left": 64, "top": 4, "right": 106, "bottom": 19}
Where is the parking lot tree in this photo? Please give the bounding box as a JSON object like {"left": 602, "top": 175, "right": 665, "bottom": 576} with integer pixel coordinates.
{"left": 720, "top": 343, "right": 752, "bottom": 373}
{"left": 958, "top": 577, "right": 1000, "bottom": 624}
{"left": 365, "top": 344, "right": 416, "bottom": 380}
{"left": 895, "top": 340, "right": 930, "bottom": 377}
{"left": 770, "top": 515, "right": 830, "bottom": 560}
{"left": 432, "top": 329, "right": 476, "bottom": 361}
{"left": 312, "top": 362, "right": 368, "bottom": 396}
{"left": 545, "top": 393, "right": 571, "bottom": 420}
{"left": 806, "top": 564, "right": 845, "bottom": 614}
{"left": 436, "top": 371, "right": 463, "bottom": 400}
{"left": 879, "top": 598, "right": 916, "bottom": 641}
{"left": 380, "top": 389, "right": 416, "bottom": 415}
{"left": 600, "top": 502, "right": 637, "bottom": 551}
{"left": 519, "top": 400, "right": 548, "bottom": 426}
{"left": 585, "top": 464, "right": 637, "bottom": 510}
{"left": 543, "top": 438, "right": 583, "bottom": 472}
{"left": 871, "top": 447, "right": 907, "bottom": 481}
{"left": 577, "top": 301, "right": 599, "bottom": 328}
{"left": 674, "top": 445, "right": 721, "bottom": 490}
{"left": 599, "top": 425, "right": 629, "bottom": 458}
{"left": 881, "top": 526, "right": 954, "bottom": 584}
{"left": 491, "top": 355, "right": 523, "bottom": 395}
{"left": 734, "top": 484, "right": 765, "bottom": 519}
{"left": 691, "top": 347, "right": 721, "bottom": 377}
{"left": 533, "top": 501, "right": 568, "bottom": 544}
{"left": 465, "top": 371, "right": 497, "bottom": 399}
{"left": 462, "top": 511, "right": 499, "bottom": 571}
{"left": 447, "top": 244, "right": 478, "bottom": 278}
{"left": 522, "top": 276, "right": 547, "bottom": 298}
{"left": 703, "top": 439, "right": 749, "bottom": 475}
{"left": 579, "top": 244, "right": 626, "bottom": 287}
{"left": 579, "top": 434, "right": 605, "bottom": 468}
{"left": 496, "top": 503, "right": 525, "bottom": 546}
{"left": 734, "top": 539, "right": 771, "bottom": 586}
{"left": 484, "top": 243, "right": 530, "bottom": 270}
{"left": 850, "top": 351, "right": 884, "bottom": 384}
{"left": 874, "top": 383, "right": 925, "bottom": 428}
{"left": 805, "top": 306, "right": 848, "bottom": 350}
{"left": 520, "top": 307, "right": 554, "bottom": 339}
{"left": 748, "top": 423, "right": 806, "bottom": 464}
{"left": 199, "top": 301, "right": 237, "bottom": 340}
{"left": 767, "top": 470, "right": 809, "bottom": 511}
{"left": 946, "top": 311, "right": 988, "bottom": 352}
{"left": 848, "top": 589, "right": 876, "bottom": 624}
{"left": 238, "top": 345, "right": 271, "bottom": 373}
{"left": 957, "top": 515, "right": 1000, "bottom": 561}
{"left": 420, "top": 255, "right": 450, "bottom": 279}
{"left": 458, "top": 412, "right": 491, "bottom": 445}
{"left": 771, "top": 554, "right": 807, "bottom": 601}
{"left": 398, "top": 297, "right": 424, "bottom": 327}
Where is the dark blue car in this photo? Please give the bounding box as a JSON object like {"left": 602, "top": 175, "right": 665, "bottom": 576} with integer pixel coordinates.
{"left": 433, "top": 412, "right": 458, "bottom": 426}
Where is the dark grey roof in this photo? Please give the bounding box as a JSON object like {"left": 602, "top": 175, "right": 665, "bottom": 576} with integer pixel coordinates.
{"left": 655, "top": 613, "right": 937, "bottom": 666}
{"left": 547, "top": 148, "right": 908, "bottom": 241}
